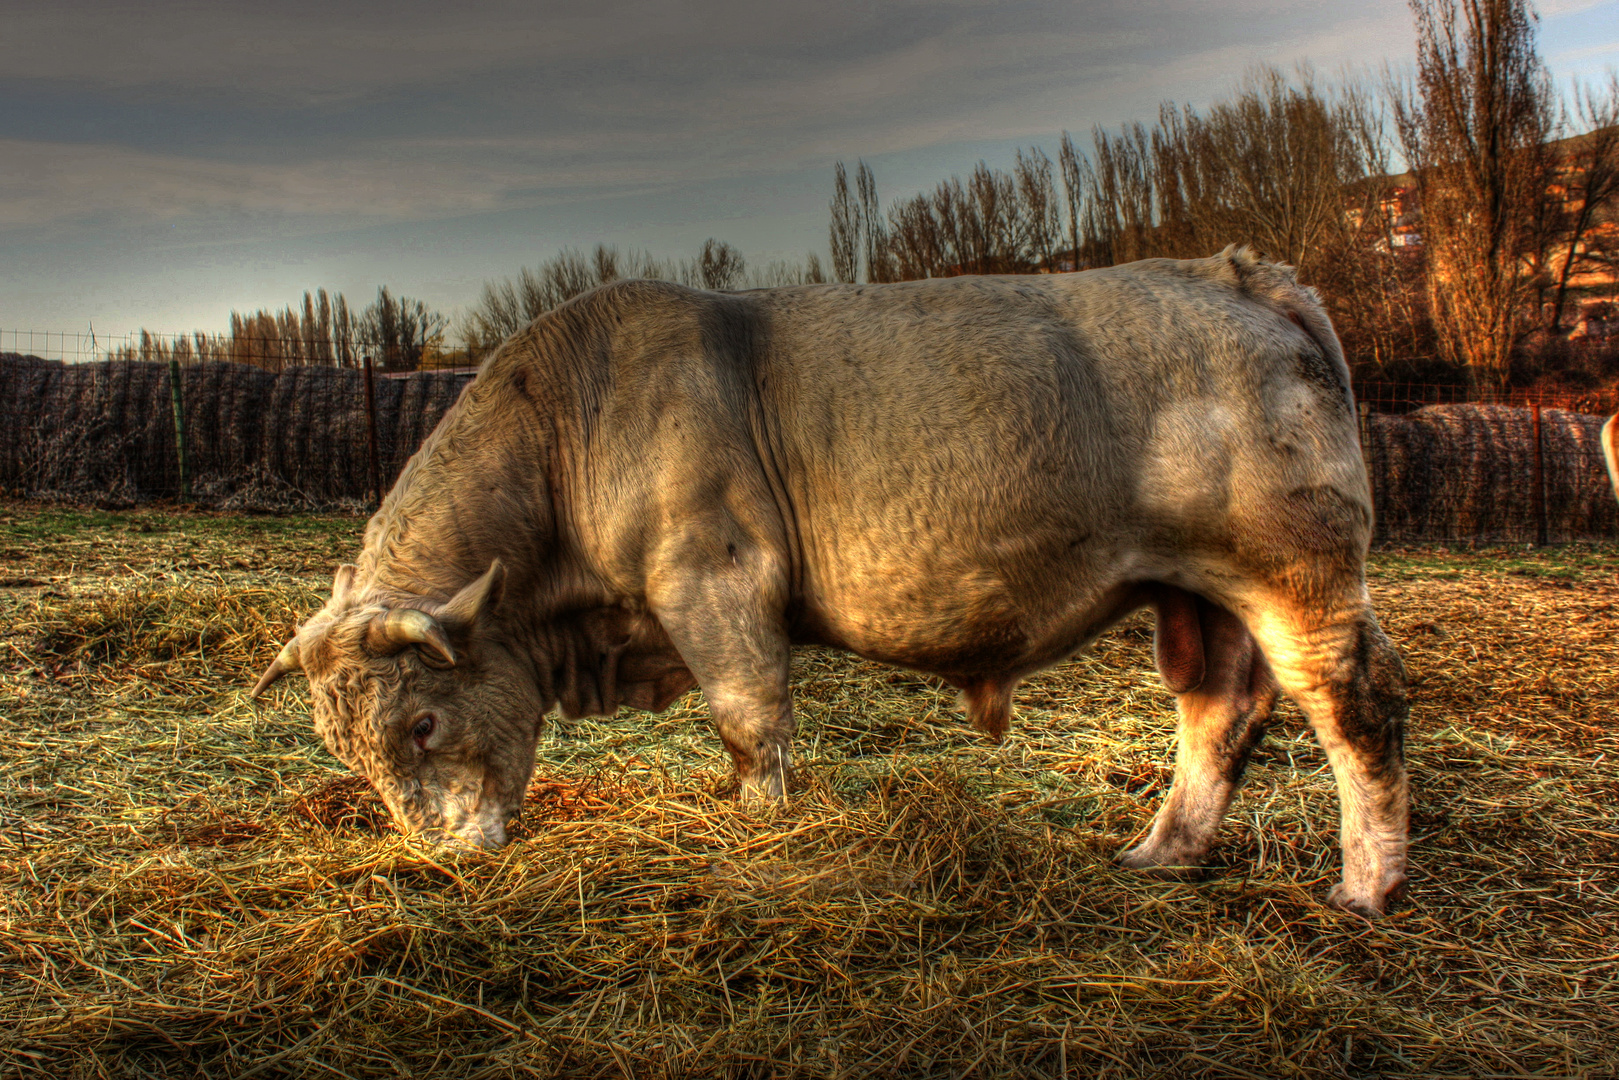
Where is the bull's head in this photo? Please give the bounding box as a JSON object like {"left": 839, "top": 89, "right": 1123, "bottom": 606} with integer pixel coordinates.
{"left": 252, "top": 559, "right": 545, "bottom": 848}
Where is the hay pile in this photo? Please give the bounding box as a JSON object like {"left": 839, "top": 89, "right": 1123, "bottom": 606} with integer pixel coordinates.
{"left": 1368, "top": 403, "right": 1617, "bottom": 543}
{"left": 6, "top": 355, "right": 1619, "bottom": 543}
{"left": 1, "top": 504, "right": 1616, "bottom": 1077}
{"left": 0, "top": 356, "right": 472, "bottom": 509}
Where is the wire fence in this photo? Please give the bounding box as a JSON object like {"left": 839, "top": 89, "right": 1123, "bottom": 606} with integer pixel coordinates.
{"left": 2, "top": 331, "right": 1616, "bottom": 544}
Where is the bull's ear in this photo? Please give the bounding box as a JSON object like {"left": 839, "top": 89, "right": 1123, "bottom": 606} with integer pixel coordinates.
{"left": 440, "top": 559, "right": 506, "bottom": 633}
{"left": 332, "top": 564, "right": 359, "bottom": 606}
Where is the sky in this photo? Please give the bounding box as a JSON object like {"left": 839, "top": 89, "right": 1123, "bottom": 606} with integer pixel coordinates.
{"left": 3, "top": 0, "right": 1617, "bottom": 347}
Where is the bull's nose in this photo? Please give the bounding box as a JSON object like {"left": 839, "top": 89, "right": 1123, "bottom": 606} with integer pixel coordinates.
{"left": 454, "top": 821, "right": 508, "bottom": 849}
{"left": 445, "top": 811, "right": 508, "bottom": 849}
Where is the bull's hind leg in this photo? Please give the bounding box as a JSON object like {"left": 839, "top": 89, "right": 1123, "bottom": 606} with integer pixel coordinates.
{"left": 1120, "top": 592, "right": 1279, "bottom": 872}
{"left": 1241, "top": 588, "right": 1410, "bottom": 916}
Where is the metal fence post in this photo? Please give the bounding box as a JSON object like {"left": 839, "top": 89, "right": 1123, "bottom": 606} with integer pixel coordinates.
{"left": 361, "top": 352, "right": 382, "bottom": 508}
{"left": 1532, "top": 401, "right": 1547, "bottom": 547}
{"left": 167, "top": 357, "right": 190, "bottom": 500}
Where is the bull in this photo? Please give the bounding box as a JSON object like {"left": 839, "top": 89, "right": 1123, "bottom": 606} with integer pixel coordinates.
{"left": 253, "top": 247, "right": 1409, "bottom": 917}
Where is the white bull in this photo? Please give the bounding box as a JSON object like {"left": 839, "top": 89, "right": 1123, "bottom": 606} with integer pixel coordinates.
{"left": 254, "top": 247, "right": 1410, "bottom": 917}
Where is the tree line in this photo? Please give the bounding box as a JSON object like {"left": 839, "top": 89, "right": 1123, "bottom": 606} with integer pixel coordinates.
{"left": 456, "top": 240, "right": 827, "bottom": 358}
{"left": 827, "top": 0, "right": 1619, "bottom": 390}
{"left": 111, "top": 287, "right": 447, "bottom": 373}
{"left": 117, "top": 239, "right": 829, "bottom": 372}
{"left": 113, "top": 0, "right": 1614, "bottom": 393}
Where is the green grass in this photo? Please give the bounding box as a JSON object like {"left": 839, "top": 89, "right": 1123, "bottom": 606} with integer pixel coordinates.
{"left": 1369, "top": 542, "right": 1619, "bottom": 582}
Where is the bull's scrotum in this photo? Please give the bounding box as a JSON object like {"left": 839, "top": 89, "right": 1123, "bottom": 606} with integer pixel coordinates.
{"left": 252, "top": 249, "right": 1411, "bottom": 917}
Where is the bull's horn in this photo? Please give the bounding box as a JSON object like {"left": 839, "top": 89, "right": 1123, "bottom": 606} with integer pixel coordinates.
{"left": 251, "top": 638, "right": 303, "bottom": 699}
{"left": 367, "top": 608, "right": 456, "bottom": 667}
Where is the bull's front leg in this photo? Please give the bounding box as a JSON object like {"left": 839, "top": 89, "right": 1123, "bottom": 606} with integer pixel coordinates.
{"left": 650, "top": 542, "right": 795, "bottom": 800}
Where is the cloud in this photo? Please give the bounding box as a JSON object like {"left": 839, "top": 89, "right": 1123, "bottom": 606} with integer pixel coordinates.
{"left": 0, "top": 139, "right": 535, "bottom": 227}
{"left": 0, "top": 0, "right": 1430, "bottom": 233}
{"left": 1538, "top": 0, "right": 1616, "bottom": 16}
{"left": 7, "top": 0, "right": 1405, "bottom": 107}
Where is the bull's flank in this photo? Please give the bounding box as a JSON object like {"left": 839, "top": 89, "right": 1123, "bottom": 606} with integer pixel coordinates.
{"left": 0, "top": 505, "right": 1615, "bottom": 1076}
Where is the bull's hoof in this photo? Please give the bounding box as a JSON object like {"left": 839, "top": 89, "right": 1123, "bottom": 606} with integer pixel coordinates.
{"left": 1117, "top": 841, "right": 1206, "bottom": 878}
{"left": 737, "top": 774, "right": 789, "bottom": 802}
{"left": 1325, "top": 875, "right": 1407, "bottom": 918}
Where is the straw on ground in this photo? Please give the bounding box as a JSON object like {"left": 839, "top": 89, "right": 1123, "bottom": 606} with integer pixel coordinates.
{"left": 1, "top": 504, "right": 1616, "bottom": 1077}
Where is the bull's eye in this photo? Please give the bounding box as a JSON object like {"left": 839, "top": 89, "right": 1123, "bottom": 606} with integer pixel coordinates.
{"left": 412, "top": 714, "right": 436, "bottom": 748}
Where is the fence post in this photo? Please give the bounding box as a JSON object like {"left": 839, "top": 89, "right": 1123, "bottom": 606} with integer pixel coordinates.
{"left": 1532, "top": 401, "right": 1547, "bottom": 547}
{"left": 167, "top": 357, "right": 190, "bottom": 500}
{"left": 361, "top": 352, "right": 382, "bottom": 509}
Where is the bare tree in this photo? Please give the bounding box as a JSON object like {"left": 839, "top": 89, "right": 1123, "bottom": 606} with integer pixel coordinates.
{"left": 361, "top": 287, "right": 446, "bottom": 372}
{"left": 829, "top": 162, "right": 862, "bottom": 284}
{"left": 698, "top": 238, "right": 747, "bottom": 290}
{"left": 856, "top": 161, "right": 893, "bottom": 283}
{"left": 333, "top": 293, "right": 356, "bottom": 367}
{"left": 1057, "top": 132, "right": 1088, "bottom": 270}
{"left": 1148, "top": 103, "right": 1198, "bottom": 259}
{"left": 886, "top": 190, "right": 946, "bottom": 280}
{"left": 458, "top": 245, "right": 655, "bottom": 356}
{"left": 1191, "top": 69, "right": 1369, "bottom": 273}
{"left": 829, "top": 144, "right": 1102, "bottom": 280}
{"left": 743, "top": 254, "right": 830, "bottom": 287}
{"left": 1088, "top": 123, "right": 1157, "bottom": 265}
{"left": 1305, "top": 80, "right": 1439, "bottom": 372}
{"left": 1014, "top": 148, "right": 1060, "bottom": 271}
{"left": 219, "top": 288, "right": 363, "bottom": 371}
{"left": 1547, "top": 72, "right": 1619, "bottom": 330}
{"left": 1392, "top": 0, "right": 1557, "bottom": 387}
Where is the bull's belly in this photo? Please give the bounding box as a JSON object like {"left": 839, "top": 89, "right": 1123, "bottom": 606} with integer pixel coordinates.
{"left": 789, "top": 561, "right": 1140, "bottom": 681}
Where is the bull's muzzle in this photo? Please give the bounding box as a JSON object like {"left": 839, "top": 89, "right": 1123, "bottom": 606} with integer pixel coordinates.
{"left": 414, "top": 807, "right": 510, "bottom": 850}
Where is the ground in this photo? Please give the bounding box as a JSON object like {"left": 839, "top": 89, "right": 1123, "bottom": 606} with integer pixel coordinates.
{"left": 0, "top": 502, "right": 1616, "bottom": 1079}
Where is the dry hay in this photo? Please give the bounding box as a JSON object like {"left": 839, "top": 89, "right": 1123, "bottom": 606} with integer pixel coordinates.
{"left": 6, "top": 353, "right": 1619, "bottom": 544}
{"left": 0, "top": 355, "right": 472, "bottom": 509}
{"left": 1, "top": 505, "right": 1617, "bottom": 1077}
{"left": 1368, "top": 404, "right": 1618, "bottom": 543}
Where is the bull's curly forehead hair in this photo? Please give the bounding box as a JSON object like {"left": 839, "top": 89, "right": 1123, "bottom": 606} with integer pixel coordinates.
{"left": 302, "top": 609, "right": 411, "bottom": 769}
{"left": 309, "top": 654, "right": 384, "bottom": 770}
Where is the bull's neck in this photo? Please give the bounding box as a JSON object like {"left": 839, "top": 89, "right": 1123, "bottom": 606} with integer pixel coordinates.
{"left": 354, "top": 351, "right": 609, "bottom": 623}
{"left": 358, "top": 377, "right": 550, "bottom": 606}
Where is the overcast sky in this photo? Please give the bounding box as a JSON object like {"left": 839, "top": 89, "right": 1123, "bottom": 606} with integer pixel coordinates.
{"left": 4, "top": 0, "right": 1617, "bottom": 344}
